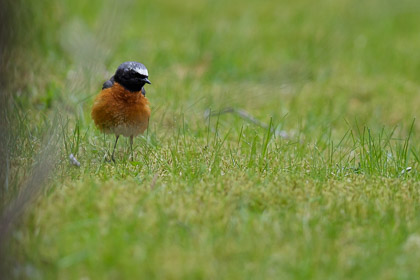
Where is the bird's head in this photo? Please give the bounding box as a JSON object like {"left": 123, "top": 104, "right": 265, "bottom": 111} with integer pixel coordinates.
{"left": 114, "top": 61, "right": 151, "bottom": 92}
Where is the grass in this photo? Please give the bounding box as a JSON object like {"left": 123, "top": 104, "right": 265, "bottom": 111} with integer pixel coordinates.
{"left": 2, "top": 0, "right": 420, "bottom": 279}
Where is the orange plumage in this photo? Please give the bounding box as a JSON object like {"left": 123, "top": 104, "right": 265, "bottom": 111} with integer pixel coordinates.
{"left": 91, "top": 82, "right": 151, "bottom": 137}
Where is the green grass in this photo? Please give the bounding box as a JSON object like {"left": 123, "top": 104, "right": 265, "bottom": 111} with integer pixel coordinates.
{"left": 3, "top": 0, "right": 420, "bottom": 279}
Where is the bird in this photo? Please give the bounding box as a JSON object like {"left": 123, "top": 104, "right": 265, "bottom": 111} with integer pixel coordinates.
{"left": 91, "top": 61, "right": 151, "bottom": 161}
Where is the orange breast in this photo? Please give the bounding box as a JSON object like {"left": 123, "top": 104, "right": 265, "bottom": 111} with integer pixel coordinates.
{"left": 91, "top": 82, "right": 151, "bottom": 137}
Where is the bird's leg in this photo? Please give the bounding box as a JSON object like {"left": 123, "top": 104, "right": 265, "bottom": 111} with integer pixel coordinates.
{"left": 103, "top": 133, "right": 108, "bottom": 158}
{"left": 129, "top": 135, "right": 134, "bottom": 161}
{"left": 111, "top": 135, "right": 120, "bottom": 162}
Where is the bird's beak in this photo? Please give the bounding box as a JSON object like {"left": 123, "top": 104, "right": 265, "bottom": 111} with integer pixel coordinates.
{"left": 143, "top": 78, "right": 151, "bottom": 85}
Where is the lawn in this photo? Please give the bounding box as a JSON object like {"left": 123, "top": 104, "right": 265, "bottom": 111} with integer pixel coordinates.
{"left": 2, "top": 0, "right": 420, "bottom": 279}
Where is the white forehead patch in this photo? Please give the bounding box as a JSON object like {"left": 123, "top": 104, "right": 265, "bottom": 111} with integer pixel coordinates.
{"left": 134, "top": 67, "right": 148, "bottom": 76}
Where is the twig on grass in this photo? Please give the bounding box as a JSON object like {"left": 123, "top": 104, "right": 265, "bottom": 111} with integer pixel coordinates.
{"left": 204, "top": 107, "right": 290, "bottom": 139}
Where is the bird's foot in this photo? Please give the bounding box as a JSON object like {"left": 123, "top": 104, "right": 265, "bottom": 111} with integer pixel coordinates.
{"left": 104, "top": 157, "right": 115, "bottom": 163}
{"left": 104, "top": 153, "right": 116, "bottom": 163}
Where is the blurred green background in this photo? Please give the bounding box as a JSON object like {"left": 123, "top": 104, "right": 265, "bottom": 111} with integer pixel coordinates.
{"left": 14, "top": 0, "right": 420, "bottom": 127}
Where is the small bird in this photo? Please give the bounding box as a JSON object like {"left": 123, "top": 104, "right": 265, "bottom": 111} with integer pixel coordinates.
{"left": 91, "top": 61, "right": 151, "bottom": 161}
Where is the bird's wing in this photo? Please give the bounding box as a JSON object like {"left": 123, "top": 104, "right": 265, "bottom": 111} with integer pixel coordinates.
{"left": 102, "top": 75, "right": 115, "bottom": 89}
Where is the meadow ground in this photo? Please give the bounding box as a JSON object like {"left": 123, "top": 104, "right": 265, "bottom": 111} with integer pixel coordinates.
{"left": 2, "top": 0, "right": 420, "bottom": 279}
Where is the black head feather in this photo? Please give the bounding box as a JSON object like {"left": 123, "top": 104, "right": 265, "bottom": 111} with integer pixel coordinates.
{"left": 113, "top": 61, "right": 151, "bottom": 92}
